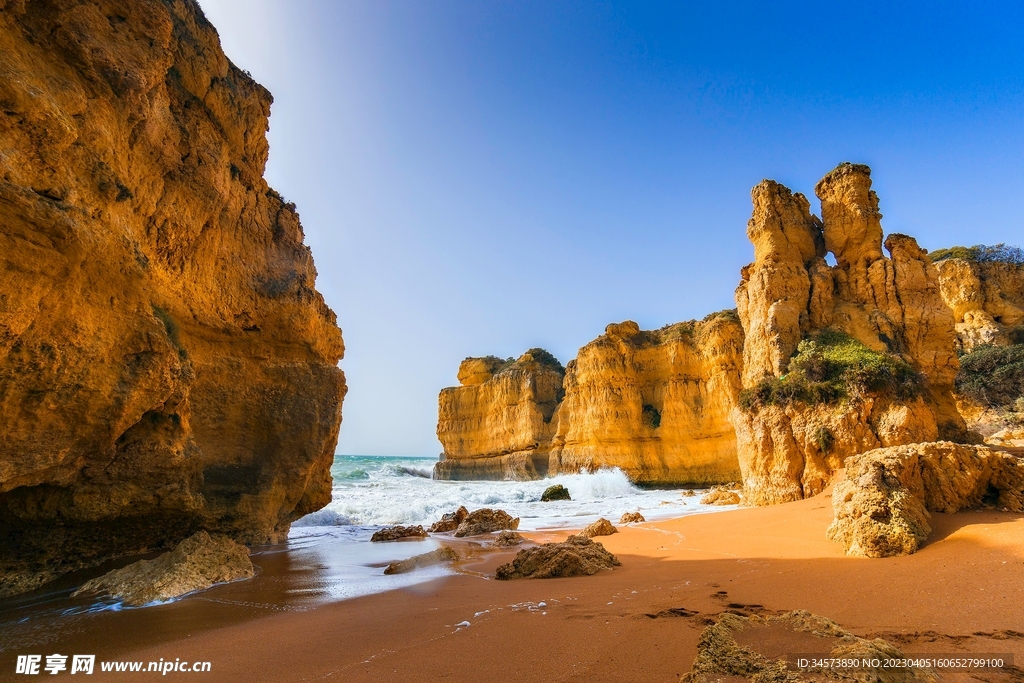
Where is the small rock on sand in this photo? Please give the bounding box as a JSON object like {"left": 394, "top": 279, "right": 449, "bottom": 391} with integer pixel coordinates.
{"left": 383, "top": 547, "right": 458, "bottom": 575}
{"left": 492, "top": 530, "right": 525, "bottom": 547}
{"left": 371, "top": 525, "right": 428, "bottom": 542}
{"left": 71, "top": 531, "right": 253, "bottom": 607}
{"left": 495, "top": 536, "right": 620, "bottom": 580}
{"left": 700, "top": 488, "right": 741, "bottom": 506}
{"left": 619, "top": 512, "right": 645, "bottom": 524}
{"left": 428, "top": 506, "right": 469, "bottom": 533}
{"left": 574, "top": 517, "right": 617, "bottom": 539}
{"left": 454, "top": 508, "right": 520, "bottom": 537}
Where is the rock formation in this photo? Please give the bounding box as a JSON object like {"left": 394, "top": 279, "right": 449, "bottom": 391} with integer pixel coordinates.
{"left": 71, "top": 531, "right": 253, "bottom": 606}
{"left": 428, "top": 506, "right": 469, "bottom": 533}
{"left": 495, "top": 536, "right": 619, "bottom": 580}
{"left": 434, "top": 349, "right": 564, "bottom": 480}
{"left": 733, "top": 163, "right": 965, "bottom": 505}
{"left": 700, "top": 487, "right": 741, "bottom": 506}
{"left": 371, "top": 525, "right": 428, "bottom": 542}
{"left": 619, "top": 511, "right": 645, "bottom": 523}
{"left": 453, "top": 508, "right": 520, "bottom": 537}
{"left": 541, "top": 484, "right": 571, "bottom": 501}
{"left": 828, "top": 442, "right": 1024, "bottom": 557}
{"left": 574, "top": 517, "right": 617, "bottom": 539}
{"left": 436, "top": 314, "right": 745, "bottom": 486}
{"left": 681, "top": 610, "right": 933, "bottom": 683}
{"left": 383, "top": 547, "right": 458, "bottom": 575}
{"left": 933, "top": 251, "right": 1024, "bottom": 352}
{"left": 491, "top": 530, "right": 525, "bottom": 547}
{"left": 0, "top": 0, "right": 345, "bottom": 596}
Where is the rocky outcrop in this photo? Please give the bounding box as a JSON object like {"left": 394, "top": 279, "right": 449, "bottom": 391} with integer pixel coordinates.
{"left": 491, "top": 530, "right": 525, "bottom": 547}
{"left": 383, "top": 547, "right": 458, "bottom": 575}
{"left": 619, "top": 511, "right": 645, "bottom": 523}
{"left": 700, "top": 487, "right": 741, "bottom": 506}
{"left": 828, "top": 442, "right": 1024, "bottom": 557}
{"left": 436, "top": 314, "right": 745, "bottom": 485}
{"left": 550, "top": 315, "right": 745, "bottom": 485}
{"left": 934, "top": 255, "right": 1024, "bottom": 352}
{"left": 733, "top": 164, "right": 965, "bottom": 505}
{"left": 495, "top": 536, "right": 619, "bottom": 580}
{"left": 541, "top": 484, "right": 570, "bottom": 501}
{"left": 71, "top": 531, "right": 253, "bottom": 606}
{"left": 371, "top": 525, "right": 428, "bottom": 542}
{"left": 428, "top": 506, "right": 468, "bottom": 533}
{"left": 453, "top": 508, "right": 520, "bottom": 537}
{"left": 434, "top": 350, "right": 564, "bottom": 480}
{"left": 0, "top": 1, "right": 345, "bottom": 596}
{"left": 681, "top": 610, "right": 933, "bottom": 683}
{"left": 574, "top": 517, "right": 617, "bottom": 539}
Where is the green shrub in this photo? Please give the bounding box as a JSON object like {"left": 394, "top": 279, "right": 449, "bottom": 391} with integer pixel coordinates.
{"left": 929, "top": 243, "right": 1024, "bottom": 265}
{"left": 739, "top": 330, "right": 922, "bottom": 411}
{"left": 956, "top": 344, "right": 1024, "bottom": 409}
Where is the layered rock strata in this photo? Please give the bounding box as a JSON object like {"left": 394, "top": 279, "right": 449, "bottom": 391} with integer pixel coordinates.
{"left": 435, "top": 314, "right": 745, "bottom": 486}
{"left": 0, "top": 0, "right": 345, "bottom": 596}
{"left": 828, "top": 442, "right": 1024, "bottom": 557}
{"left": 733, "top": 164, "right": 965, "bottom": 505}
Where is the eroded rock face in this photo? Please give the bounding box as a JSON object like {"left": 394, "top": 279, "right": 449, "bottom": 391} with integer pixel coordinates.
{"left": 370, "top": 525, "right": 428, "bottom": 542}
{"left": 71, "top": 531, "right": 253, "bottom": 607}
{"left": 428, "top": 506, "right": 469, "bottom": 533}
{"left": 453, "top": 508, "right": 520, "bottom": 537}
{"left": 828, "top": 442, "right": 1024, "bottom": 557}
{"left": 550, "top": 315, "right": 745, "bottom": 485}
{"left": 494, "top": 536, "right": 620, "bottom": 580}
{"left": 0, "top": 1, "right": 345, "bottom": 596}
{"left": 700, "top": 487, "right": 741, "bottom": 506}
{"left": 434, "top": 350, "right": 564, "bottom": 480}
{"left": 935, "top": 258, "right": 1024, "bottom": 352}
{"left": 734, "top": 163, "right": 964, "bottom": 505}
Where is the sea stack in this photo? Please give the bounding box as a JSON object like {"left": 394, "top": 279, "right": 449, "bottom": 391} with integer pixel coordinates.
{"left": 0, "top": 0, "right": 346, "bottom": 596}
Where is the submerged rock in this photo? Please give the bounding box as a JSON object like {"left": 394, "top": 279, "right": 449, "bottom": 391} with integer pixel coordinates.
{"left": 828, "top": 441, "right": 1024, "bottom": 557}
{"left": 71, "top": 532, "right": 253, "bottom": 607}
{"left": 383, "top": 547, "right": 458, "bottom": 575}
{"left": 495, "top": 536, "right": 620, "bottom": 580}
{"left": 428, "top": 506, "right": 469, "bottom": 533}
{"left": 454, "top": 509, "right": 520, "bottom": 537}
{"left": 619, "top": 512, "right": 645, "bottom": 524}
{"left": 541, "top": 484, "right": 571, "bottom": 502}
{"left": 700, "top": 488, "right": 741, "bottom": 506}
{"left": 681, "top": 610, "right": 933, "bottom": 683}
{"left": 574, "top": 517, "right": 617, "bottom": 539}
{"left": 371, "top": 525, "right": 428, "bottom": 542}
{"left": 492, "top": 530, "right": 525, "bottom": 547}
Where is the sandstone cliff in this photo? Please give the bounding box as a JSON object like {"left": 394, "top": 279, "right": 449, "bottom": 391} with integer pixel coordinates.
{"left": 733, "top": 163, "right": 965, "bottom": 505}
{"left": 549, "top": 315, "right": 744, "bottom": 485}
{"left": 435, "top": 314, "right": 744, "bottom": 486}
{"left": 435, "top": 349, "right": 564, "bottom": 480}
{"left": 933, "top": 249, "right": 1024, "bottom": 352}
{"left": 0, "top": 0, "right": 345, "bottom": 596}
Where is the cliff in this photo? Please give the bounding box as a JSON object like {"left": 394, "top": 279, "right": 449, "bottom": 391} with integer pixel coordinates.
{"left": 732, "top": 163, "right": 965, "bottom": 505}
{"left": 0, "top": 0, "right": 345, "bottom": 596}
{"left": 435, "top": 315, "right": 744, "bottom": 486}
{"left": 435, "top": 350, "right": 564, "bottom": 480}
{"left": 549, "top": 315, "right": 744, "bottom": 485}
{"left": 933, "top": 248, "right": 1024, "bottom": 352}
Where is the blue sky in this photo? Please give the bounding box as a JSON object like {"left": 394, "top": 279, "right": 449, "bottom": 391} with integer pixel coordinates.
{"left": 198, "top": 0, "right": 1024, "bottom": 456}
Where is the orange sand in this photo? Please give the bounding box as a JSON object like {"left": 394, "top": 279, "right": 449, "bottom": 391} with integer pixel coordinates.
{"left": 113, "top": 492, "right": 1024, "bottom": 682}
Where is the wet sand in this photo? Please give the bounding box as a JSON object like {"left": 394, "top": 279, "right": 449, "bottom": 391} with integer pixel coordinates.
{"left": 17, "top": 489, "right": 1019, "bottom": 683}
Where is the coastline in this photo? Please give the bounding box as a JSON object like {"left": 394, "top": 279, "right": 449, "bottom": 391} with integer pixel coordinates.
{"left": 6, "top": 489, "right": 1020, "bottom": 682}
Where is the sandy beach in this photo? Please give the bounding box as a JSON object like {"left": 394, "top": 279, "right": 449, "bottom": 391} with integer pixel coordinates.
{"left": 55, "top": 487, "right": 1017, "bottom": 683}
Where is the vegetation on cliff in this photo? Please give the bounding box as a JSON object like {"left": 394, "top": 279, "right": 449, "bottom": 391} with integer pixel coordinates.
{"left": 929, "top": 243, "right": 1024, "bottom": 265}
{"left": 956, "top": 343, "right": 1024, "bottom": 411}
{"left": 738, "top": 330, "right": 921, "bottom": 411}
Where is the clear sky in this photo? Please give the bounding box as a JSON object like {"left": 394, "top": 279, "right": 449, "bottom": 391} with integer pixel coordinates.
{"left": 198, "top": 0, "right": 1024, "bottom": 456}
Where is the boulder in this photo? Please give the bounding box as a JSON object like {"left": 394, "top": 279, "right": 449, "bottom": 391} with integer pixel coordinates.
{"left": 492, "top": 530, "right": 525, "bottom": 547}
{"left": 575, "top": 517, "right": 617, "bottom": 539}
{"left": 700, "top": 488, "right": 741, "bottom": 506}
{"left": 495, "top": 536, "right": 620, "bottom": 580}
{"left": 383, "top": 547, "right": 458, "bottom": 575}
{"left": 371, "top": 525, "right": 428, "bottom": 542}
{"left": 828, "top": 442, "right": 1024, "bottom": 557}
{"left": 619, "top": 512, "right": 645, "bottom": 524}
{"left": 454, "top": 509, "right": 520, "bottom": 537}
{"left": 428, "top": 506, "right": 469, "bottom": 533}
{"left": 541, "top": 484, "right": 571, "bottom": 502}
{"left": 71, "top": 532, "right": 253, "bottom": 607}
